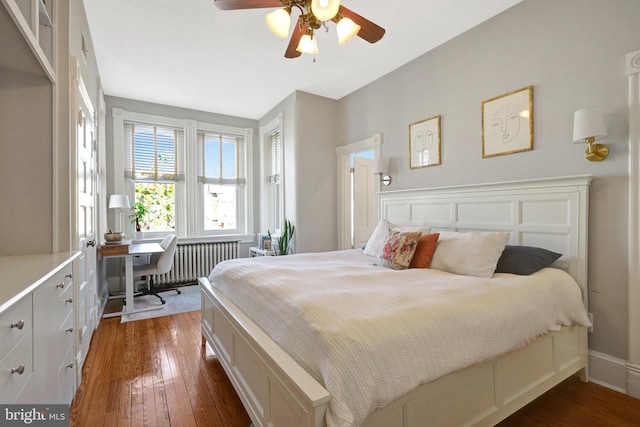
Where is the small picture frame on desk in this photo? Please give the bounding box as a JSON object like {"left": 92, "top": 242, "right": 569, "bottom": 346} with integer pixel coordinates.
{"left": 260, "top": 235, "right": 272, "bottom": 251}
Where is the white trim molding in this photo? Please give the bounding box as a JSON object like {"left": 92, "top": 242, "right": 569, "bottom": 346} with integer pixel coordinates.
{"left": 588, "top": 350, "right": 628, "bottom": 394}
{"left": 627, "top": 48, "right": 640, "bottom": 398}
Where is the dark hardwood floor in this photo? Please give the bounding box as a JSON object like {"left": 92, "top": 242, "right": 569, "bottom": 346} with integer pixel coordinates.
{"left": 70, "top": 311, "right": 640, "bottom": 426}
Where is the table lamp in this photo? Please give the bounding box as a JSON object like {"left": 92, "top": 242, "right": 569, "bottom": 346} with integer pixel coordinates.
{"left": 107, "top": 194, "right": 130, "bottom": 241}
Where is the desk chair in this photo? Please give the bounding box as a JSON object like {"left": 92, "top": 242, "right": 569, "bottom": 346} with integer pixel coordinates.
{"left": 133, "top": 234, "right": 180, "bottom": 304}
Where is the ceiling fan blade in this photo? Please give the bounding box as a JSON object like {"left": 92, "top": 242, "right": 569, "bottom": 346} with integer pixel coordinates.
{"left": 334, "top": 5, "right": 385, "bottom": 44}
{"left": 214, "top": 0, "right": 282, "bottom": 10}
{"left": 285, "top": 19, "right": 306, "bottom": 59}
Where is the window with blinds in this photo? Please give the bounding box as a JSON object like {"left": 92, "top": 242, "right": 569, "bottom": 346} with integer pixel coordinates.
{"left": 124, "top": 122, "right": 184, "bottom": 232}
{"left": 125, "top": 123, "right": 184, "bottom": 182}
{"left": 267, "top": 129, "right": 282, "bottom": 232}
{"left": 198, "top": 131, "right": 245, "bottom": 231}
{"left": 268, "top": 131, "right": 281, "bottom": 185}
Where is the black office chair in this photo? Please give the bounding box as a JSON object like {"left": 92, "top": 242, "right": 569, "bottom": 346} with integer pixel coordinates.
{"left": 133, "top": 234, "right": 180, "bottom": 304}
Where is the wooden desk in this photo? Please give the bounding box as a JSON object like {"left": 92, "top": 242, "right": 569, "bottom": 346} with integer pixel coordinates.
{"left": 101, "top": 241, "right": 164, "bottom": 319}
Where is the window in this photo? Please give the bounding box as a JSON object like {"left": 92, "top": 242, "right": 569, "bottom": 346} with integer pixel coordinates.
{"left": 266, "top": 129, "right": 282, "bottom": 232}
{"left": 198, "top": 131, "right": 246, "bottom": 232}
{"left": 260, "top": 114, "right": 284, "bottom": 234}
{"left": 114, "top": 108, "right": 252, "bottom": 239}
{"left": 125, "top": 122, "right": 184, "bottom": 232}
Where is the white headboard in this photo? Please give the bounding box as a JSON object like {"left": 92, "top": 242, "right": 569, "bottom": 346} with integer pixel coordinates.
{"left": 379, "top": 175, "right": 593, "bottom": 306}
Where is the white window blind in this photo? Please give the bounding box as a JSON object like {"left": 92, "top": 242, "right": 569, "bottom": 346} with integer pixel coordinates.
{"left": 124, "top": 122, "right": 184, "bottom": 182}
{"left": 266, "top": 129, "right": 282, "bottom": 232}
{"left": 268, "top": 130, "right": 281, "bottom": 184}
{"left": 198, "top": 132, "right": 246, "bottom": 185}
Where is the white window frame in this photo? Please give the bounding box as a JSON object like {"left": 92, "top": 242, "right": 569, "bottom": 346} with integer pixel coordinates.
{"left": 195, "top": 122, "right": 251, "bottom": 237}
{"left": 112, "top": 108, "right": 253, "bottom": 240}
{"left": 259, "top": 113, "right": 284, "bottom": 234}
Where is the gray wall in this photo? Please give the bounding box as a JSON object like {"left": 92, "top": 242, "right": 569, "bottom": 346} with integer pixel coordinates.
{"left": 259, "top": 90, "right": 338, "bottom": 254}
{"left": 336, "top": 0, "right": 640, "bottom": 360}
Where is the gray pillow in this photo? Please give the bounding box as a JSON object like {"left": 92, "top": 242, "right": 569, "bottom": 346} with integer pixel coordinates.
{"left": 495, "top": 245, "right": 562, "bottom": 275}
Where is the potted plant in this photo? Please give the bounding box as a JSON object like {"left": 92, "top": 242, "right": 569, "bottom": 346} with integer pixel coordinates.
{"left": 130, "top": 202, "right": 147, "bottom": 232}
{"left": 276, "top": 219, "right": 294, "bottom": 255}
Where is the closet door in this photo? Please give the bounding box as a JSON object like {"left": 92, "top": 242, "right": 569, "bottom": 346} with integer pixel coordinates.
{"left": 71, "top": 57, "right": 98, "bottom": 388}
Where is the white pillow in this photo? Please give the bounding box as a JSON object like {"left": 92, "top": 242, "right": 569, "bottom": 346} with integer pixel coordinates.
{"left": 364, "top": 219, "right": 431, "bottom": 257}
{"left": 430, "top": 231, "right": 509, "bottom": 278}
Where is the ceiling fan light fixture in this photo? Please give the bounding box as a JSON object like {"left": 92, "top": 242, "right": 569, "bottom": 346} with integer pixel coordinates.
{"left": 336, "top": 17, "right": 361, "bottom": 44}
{"left": 265, "top": 8, "right": 291, "bottom": 38}
{"left": 310, "top": 0, "right": 340, "bottom": 22}
{"left": 296, "top": 32, "right": 319, "bottom": 54}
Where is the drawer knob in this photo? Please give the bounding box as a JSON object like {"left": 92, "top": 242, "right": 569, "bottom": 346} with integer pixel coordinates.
{"left": 65, "top": 327, "right": 74, "bottom": 334}
{"left": 65, "top": 298, "right": 73, "bottom": 304}
{"left": 65, "top": 363, "right": 73, "bottom": 369}
{"left": 11, "top": 364, "right": 25, "bottom": 375}
{"left": 10, "top": 320, "right": 24, "bottom": 330}
{"left": 56, "top": 282, "right": 65, "bottom": 289}
{"left": 65, "top": 273, "right": 73, "bottom": 279}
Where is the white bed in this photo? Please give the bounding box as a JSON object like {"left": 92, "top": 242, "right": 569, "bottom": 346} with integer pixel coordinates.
{"left": 199, "top": 175, "right": 592, "bottom": 427}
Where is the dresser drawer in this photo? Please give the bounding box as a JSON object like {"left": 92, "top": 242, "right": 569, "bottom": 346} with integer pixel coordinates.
{"left": 50, "top": 262, "right": 74, "bottom": 294}
{"left": 0, "top": 295, "right": 32, "bottom": 360}
{"left": 60, "top": 309, "right": 75, "bottom": 358}
{"left": 33, "top": 272, "right": 74, "bottom": 330}
{"left": 0, "top": 330, "right": 33, "bottom": 404}
{"left": 58, "top": 345, "right": 76, "bottom": 404}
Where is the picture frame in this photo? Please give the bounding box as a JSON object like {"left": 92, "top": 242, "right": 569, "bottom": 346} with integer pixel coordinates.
{"left": 482, "top": 86, "right": 533, "bottom": 158}
{"left": 409, "top": 115, "right": 441, "bottom": 169}
{"left": 263, "top": 239, "right": 272, "bottom": 251}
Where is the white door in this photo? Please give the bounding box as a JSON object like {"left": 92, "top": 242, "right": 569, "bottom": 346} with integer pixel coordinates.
{"left": 353, "top": 156, "right": 376, "bottom": 249}
{"left": 72, "top": 59, "right": 98, "bottom": 387}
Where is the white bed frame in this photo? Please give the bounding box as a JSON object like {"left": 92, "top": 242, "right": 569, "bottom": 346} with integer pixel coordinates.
{"left": 199, "top": 175, "right": 592, "bottom": 427}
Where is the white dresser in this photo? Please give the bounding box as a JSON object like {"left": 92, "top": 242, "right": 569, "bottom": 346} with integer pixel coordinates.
{"left": 0, "top": 252, "right": 80, "bottom": 404}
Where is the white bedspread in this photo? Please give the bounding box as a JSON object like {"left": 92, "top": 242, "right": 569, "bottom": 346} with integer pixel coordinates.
{"left": 209, "top": 249, "right": 590, "bottom": 427}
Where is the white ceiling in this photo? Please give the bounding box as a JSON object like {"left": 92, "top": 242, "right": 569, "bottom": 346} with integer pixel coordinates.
{"left": 83, "top": 0, "right": 521, "bottom": 120}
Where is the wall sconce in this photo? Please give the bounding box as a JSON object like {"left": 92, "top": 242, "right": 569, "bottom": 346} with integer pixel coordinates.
{"left": 374, "top": 156, "right": 392, "bottom": 186}
{"left": 573, "top": 106, "right": 608, "bottom": 161}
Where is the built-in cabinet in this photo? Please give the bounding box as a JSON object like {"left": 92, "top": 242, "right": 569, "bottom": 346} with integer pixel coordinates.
{"left": 32, "top": 259, "right": 76, "bottom": 403}
{"left": 0, "top": 253, "right": 79, "bottom": 404}
{"left": 0, "top": 0, "right": 98, "bottom": 406}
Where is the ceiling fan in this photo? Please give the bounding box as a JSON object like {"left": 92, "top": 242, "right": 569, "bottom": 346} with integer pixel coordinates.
{"left": 213, "top": 0, "right": 385, "bottom": 59}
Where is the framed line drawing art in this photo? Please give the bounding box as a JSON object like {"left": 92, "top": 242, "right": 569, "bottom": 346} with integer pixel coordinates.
{"left": 409, "top": 115, "right": 441, "bottom": 169}
{"left": 482, "top": 86, "right": 533, "bottom": 158}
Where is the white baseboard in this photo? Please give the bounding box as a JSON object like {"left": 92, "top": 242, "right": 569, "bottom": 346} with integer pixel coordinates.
{"left": 588, "top": 350, "right": 628, "bottom": 394}
{"left": 627, "top": 363, "right": 640, "bottom": 398}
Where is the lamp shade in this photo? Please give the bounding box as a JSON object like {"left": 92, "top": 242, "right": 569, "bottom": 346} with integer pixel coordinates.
{"left": 337, "top": 17, "right": 361, "bottom": 44}
{"left": 374, "top": 156, "right": 387, "bottom": 175}
{"left": 296, "top": 34, "right": 319, "bottom": 54}
{"left": 265, "top": 8, "right": 291, "bottom": 38}
{"left": 108, "top": 194, "right": 130, "bottom": 209}
{"left": 311, "top": 0, "right": 340, "bottom": 21}
{"left": 573, "top": 107, "right": 607, "bottom": 143}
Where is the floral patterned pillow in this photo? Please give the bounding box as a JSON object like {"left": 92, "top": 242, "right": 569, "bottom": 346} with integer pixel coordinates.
{"left": 375, "top": 230, "right": 422, "bottom": 270}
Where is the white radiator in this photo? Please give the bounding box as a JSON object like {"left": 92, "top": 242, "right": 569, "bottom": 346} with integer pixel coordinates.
{"left": 153, "top": 240, "right": 239, "bottom": 286}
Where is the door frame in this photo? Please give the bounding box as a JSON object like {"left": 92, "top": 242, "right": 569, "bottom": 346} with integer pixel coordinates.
{"left": 336, "top": 133, "right": 382, "bottom": 250}
{"left": 627, "top": 48, "right": 640, "bottom": 397}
